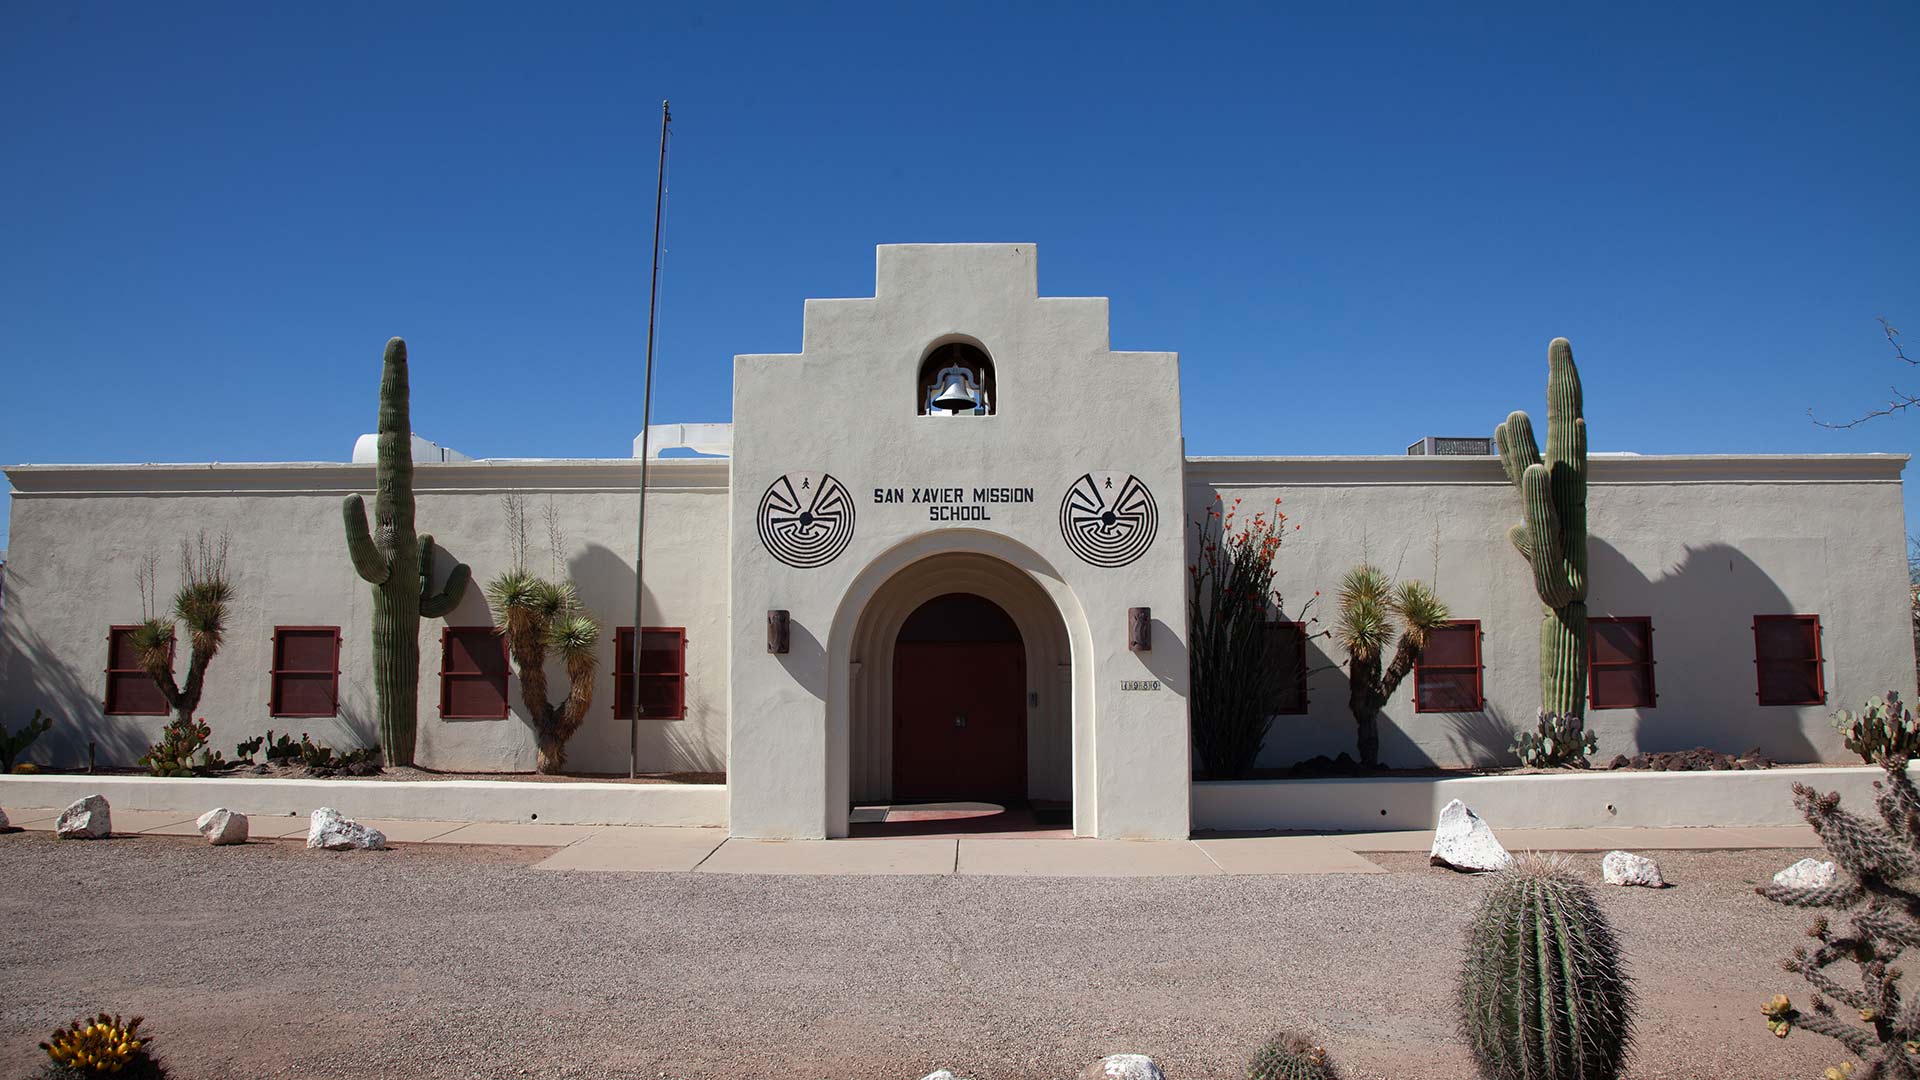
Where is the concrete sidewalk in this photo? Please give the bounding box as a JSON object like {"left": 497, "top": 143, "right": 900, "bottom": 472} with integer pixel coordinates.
{"left": 4, "top": 808, "right": 1820, "bottom": 876}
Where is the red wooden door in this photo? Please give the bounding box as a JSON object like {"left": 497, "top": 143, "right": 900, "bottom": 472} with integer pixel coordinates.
{"left": 892, "top": 641, "right": 1027, "bottom": 801}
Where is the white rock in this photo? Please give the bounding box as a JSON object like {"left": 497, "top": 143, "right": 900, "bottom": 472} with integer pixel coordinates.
{"left": 306, "top": 807, "right": 387, "bottom": 851}
{"left": 1429, "top": 798, "right": 1512, "bottom": 872}
{"left": 196, "top": 808, "right": 249, "bottom": 845}
{"left": 1077, "top": 1054, "right": 1165, "bottom": 1080}
{"left": 1601, "top": 850, "right": 1665, "bottom": 887}
{"left": 920, "top": 1072, "right": 963, "bottom": 1080}
{"left": 1774, "top": 857, "right": 1837, "bottom": 889}
{"left": 55, "top": 795, "right": 110, "bottom": 839}
{"left": 0, "top": 806, "right": 9, "bottom": 829}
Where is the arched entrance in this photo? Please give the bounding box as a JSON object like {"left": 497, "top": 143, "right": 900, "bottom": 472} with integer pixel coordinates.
{"left": 892, "top": 593, "right": 1027, "bottom": 801}
{"left": 843, "top": 548, "right": 1075, "bottom": 825}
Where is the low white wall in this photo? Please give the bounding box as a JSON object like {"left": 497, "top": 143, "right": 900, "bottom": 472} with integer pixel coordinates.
{"left": 1191, "top": 765, "right": 1910, "bottom": 832}
{"left": 0, "top": 774, "right": 727, "bottom": 828}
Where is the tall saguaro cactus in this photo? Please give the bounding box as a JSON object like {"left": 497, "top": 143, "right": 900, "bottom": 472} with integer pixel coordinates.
{"left": 1495, "top": 338, "right": 1589, "bottom": 719}
{"left": 343, "top": 338, "right": 471, "bottom": 766}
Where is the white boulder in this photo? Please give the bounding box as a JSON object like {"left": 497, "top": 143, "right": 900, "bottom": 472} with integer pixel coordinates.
{"left": 306, "top": 807, "right": 388, "bottom": 851}
{"left": 1774, "top": 857, "right": 1838, "bottom": 889}
{"left": 1601, "top": 850, "right": 1665, "bottom": 888}
{"left": 920, "top": 1072, "right": 965, "bottom": 1080}
{"left": 55, "top": 795, "right": 111, "bottom": 839}
{"left": 1429, "top": 798, "right": 1512, "bottom": 872}
{"left": 1077, "top": 1055, "right": 1165, "bottom": 1080}
{"left": 196, "top": 808, "right": 249, "bottom": 845}
{"left": 0, "top": 806, "right": 9, "bottom": 829}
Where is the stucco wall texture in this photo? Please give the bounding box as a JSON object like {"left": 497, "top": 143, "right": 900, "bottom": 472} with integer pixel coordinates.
{"left": 1188, "top": 453, "right": 1916, "bottom": 770}
{"left": 0, "top": 460, "right": 730, "bottom": 777}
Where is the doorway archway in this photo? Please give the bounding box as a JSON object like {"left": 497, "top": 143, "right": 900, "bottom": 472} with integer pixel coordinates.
{"left": 892, "top": 593, "right": 1027, "bottom": 801}
{"left": 843, "top": 549, "right": 1074, "bottom": 821}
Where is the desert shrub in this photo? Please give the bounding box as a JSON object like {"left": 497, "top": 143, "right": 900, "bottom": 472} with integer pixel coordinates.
{"left": 1831, "top": 691, "right": 1920, "bottom": 764}
{"left": 138, "top": 717, "right": 216, "bottom": 777}
{"left": 1756, "top": 758, "right": 1920, "bottom": 1078}
{"left": 1247, "top": 1031, "right": 1340, "bottom": 1079}
{"left": 1460, "top": 854, "right": 1635, "bottom": 1080}
{"left": 1187, "top": 496, "right": 1293, "bottom": 779}
{"left": 2, "top": 709, "right": 53, "bottom": 771}
{"left": 1511, "top": 710, "right": 1598, "bottom": 768}
{"left": 39, "top": 1013, "right": 164, "bottom": 1078}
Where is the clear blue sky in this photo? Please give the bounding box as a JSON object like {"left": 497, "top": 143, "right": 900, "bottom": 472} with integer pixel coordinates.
{"left": 3, "top": 3, "right": 1917, "bottom": 551}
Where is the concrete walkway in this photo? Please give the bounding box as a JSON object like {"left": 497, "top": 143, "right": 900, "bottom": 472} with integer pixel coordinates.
{"left": 4, "top": 807, "right": 1820, "bottom": 876}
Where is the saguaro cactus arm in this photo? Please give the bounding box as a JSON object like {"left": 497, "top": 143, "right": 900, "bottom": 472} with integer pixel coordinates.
{"left": 342, "top": 494, "right": 392, "bottom": 584}
{"left": 417, "top": 534, "right": 471, "bottom": 619}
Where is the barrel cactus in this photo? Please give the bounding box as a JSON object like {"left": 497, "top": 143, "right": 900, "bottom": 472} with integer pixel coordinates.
{"left": 1496, "top": 338, "right": 1590, "bottom": 722}
{"left": 1459, "top": 854, "right": 1636, "bottom": 1080}
{"left": 1248, "top": 1032, "right": 1340, "bottom": 1079}
{"left": 343, "top": 337, "right": 471, "bottom": 766}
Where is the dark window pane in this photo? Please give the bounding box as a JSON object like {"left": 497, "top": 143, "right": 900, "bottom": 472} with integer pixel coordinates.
{"left": 635, "top": 676, "right": 682, "bottom": 718}
{"left": 107, "top": 670, "right": 168, "bottom": 715}
{"left": 1756, "top": 617, "right": 1817, "bottom": 661}
{"left": 1417, "top": 669, "right": 1480, "bottom": 711}
{"left": 276, "top": 629, "right": 336, "bottom": 672}
{"left": 1592, "top": 667, "right": 1653, "bottom": 710}
{"left": 446, "top": 629, "right": 505, "bottom": 677}
{"left": 639, "top": 630, "right": 683, "bottom": 674}
{"left": 108, "top": 630, "right": 147, "bottom": 670}
{"left": 1592, "top": 620, "right": 1648, "bottom": 665}
{"left": 276, "top": 673, "right": 337, "bottom": 716}
{"left": 1759, "top": 661, "right": 1821, "bottom": 706}
{"left": 445, "top": 675, "right": 506, "bottom": 717}
{"left": 1422, "top": 625, "right": 1478, "bottom": 667}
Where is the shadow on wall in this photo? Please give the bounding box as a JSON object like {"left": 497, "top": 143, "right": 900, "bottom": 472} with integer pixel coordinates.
{"left": 1136, "top": 615, "right": 1189, "bottom": 695}
{"left": 566, "top": 542, "right": 724, "bottom": 775}
{"left": 1588, "top": 538, "right": 1818, "bottom": 762}
{"left": 3, "top": 620, "right": 152, "bottom": 769}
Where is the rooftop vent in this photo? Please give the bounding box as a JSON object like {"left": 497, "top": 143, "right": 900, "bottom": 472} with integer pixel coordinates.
{"left": 1406, "top": 436, "right": 1494, "bottom": 456}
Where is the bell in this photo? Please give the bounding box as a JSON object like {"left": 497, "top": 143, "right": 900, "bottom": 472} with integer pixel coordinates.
{"left": 931, "top": 374, "right": 981, "bottom": 413}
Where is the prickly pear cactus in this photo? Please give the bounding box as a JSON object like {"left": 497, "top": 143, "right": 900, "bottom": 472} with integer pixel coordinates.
{"left": 1496, "top": 338, "right": 1590, "bottom": 720}
{"left": 1511, "top": 710, "right": 1600, "bottom": 768}
{"left": 1247, "top": 1032, "right": 1340, "bottom": 1080}
{"left": 1459, "top": 854, "right": 1636, "bottom": 1080}
{"left": 1830, "top": 690, "right": 1920, "bottom": 764}
{"left": 343, "top": 338, "right": 471, "bottom": 766}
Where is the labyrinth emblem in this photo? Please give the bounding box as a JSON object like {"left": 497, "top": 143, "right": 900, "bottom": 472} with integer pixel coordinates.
{"left": 757, "top": 474, "right": 855, "bottom": 569}
{"left": 1058, "top": 473, "right": 1158, "bottom": 568}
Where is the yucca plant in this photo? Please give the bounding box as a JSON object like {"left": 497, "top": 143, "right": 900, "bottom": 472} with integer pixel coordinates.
{"left": 132, "top": 533, "right": 235, "bottom": 726}
{"left": 485, "top": 497, "right": 601, "bottom": 773}
{"left": 1331, "top": 563, "right": 1449, "bottom": 767}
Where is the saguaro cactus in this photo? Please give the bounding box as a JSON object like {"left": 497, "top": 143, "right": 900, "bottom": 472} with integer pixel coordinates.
{"left": 343, "top": 338, "right": 471, "bottom": 766}
{"left": 1496, "top": 338, "right": 1589, "bottom": 719}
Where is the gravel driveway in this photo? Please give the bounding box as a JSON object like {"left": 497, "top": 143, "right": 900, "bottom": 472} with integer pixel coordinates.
{"left": 0, "top": 833, "right": 1842, "bottom": 1080}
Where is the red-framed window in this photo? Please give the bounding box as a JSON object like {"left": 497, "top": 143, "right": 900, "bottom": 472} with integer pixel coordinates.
{"left": 1415, "top": 620, "right": 1484, "bottom": 713}
{"left": 104, "top": 625, "right": 170, "bottom": 716}
{"left": 270, "top": 626, "right": 341, "bottom": 718}
{"left": 1589, "top": 617, "right": 1657, "bottom": 710}
{"left": 614, "top": 627, "right": 687, "bottom": 721}
{"left": 1754, "top": 614, "right": 1825, "bottom": 706}
{"left": 439, "top": 626, "right": 510, "bottom": 719}
{"left": 1265, "top": 620, "right": 1309, "bottom": 715}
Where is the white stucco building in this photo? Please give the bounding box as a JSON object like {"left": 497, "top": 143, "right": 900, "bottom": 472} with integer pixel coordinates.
{"left": 2, "top": 244, "right": 1912, "bottom": 839}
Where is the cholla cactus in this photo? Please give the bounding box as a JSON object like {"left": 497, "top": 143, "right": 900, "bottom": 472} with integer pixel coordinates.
{"left": 40, "top": 1012, "right": 159, "bottom": 1076}
{"left": 1756, "top": 759, "right": 1920, "bottom": 1078}
{"left": 1832, "top": 692, "right": 1920, "bottom": 764}
{"left": 1511, "top": 710, "right": 1599, "bottom": 768}
{"left": 1247, "top": 1032, "right": 1340, "bottom": 1079}
{"left": 1459, "top": 854, "right": 1636, "bottom": 1080}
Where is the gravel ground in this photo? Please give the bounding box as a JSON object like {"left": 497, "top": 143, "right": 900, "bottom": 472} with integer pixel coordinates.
{"left": 0, "top": 833, "right": 1846, "bottom": 1080}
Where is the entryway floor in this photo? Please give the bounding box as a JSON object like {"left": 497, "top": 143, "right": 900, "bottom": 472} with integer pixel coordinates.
{"left": 848, "top": 800, "right": 1073, "bottom": 838}
{"left": 6, "top": 808, "right": 1822, "bottom": 876}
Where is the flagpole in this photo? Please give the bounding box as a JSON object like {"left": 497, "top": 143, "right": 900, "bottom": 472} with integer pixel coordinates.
{"left": 631, "top": 99, "right": 670, "bottom": 779}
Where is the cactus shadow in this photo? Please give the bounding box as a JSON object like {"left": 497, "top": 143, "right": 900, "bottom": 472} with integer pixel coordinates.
{"left": 1587, "top": 538, "right": 1819, "bottom": 762}
{"left": 1, "top": 600, "right": 151, "bottom": 769}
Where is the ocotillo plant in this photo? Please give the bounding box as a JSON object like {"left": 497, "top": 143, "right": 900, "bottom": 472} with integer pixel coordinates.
{"left": 344, "top": 337, "right": 471, "bottom": 766}
{"left": 1495, "top": 337, "right": 1590, "bottom": 720}
{"left": 1332, "top": 563, "right": 1449, "bottom": 767}
{"left": 1187, "top": 495, "right": 1291, "bottom": 779}
{"left": 131, "top": 532, "right": 235, "bottom": 726}
{"left": 1460, "top": 854, "right": 1636, "bottom": 1080}
{"left": 1757, "top": 759, "right": 1920, "bottom": 1079}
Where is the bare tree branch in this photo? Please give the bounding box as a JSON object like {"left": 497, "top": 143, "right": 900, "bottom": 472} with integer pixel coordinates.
{"left": 1813, "top": 318, "right": 1913, "bottom": 428}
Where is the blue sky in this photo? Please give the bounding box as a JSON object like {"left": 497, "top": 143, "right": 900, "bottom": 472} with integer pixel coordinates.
{"left": 2, "top": 3, "right": 1917, "bottom": 550}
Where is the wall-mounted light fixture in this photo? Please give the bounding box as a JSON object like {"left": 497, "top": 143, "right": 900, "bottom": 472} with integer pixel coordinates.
{"left": 1128, "top": 607, "right": 1151, "bottom": 653}
{"left": 767, "top": 610, "right": 790, "bottom": 654}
